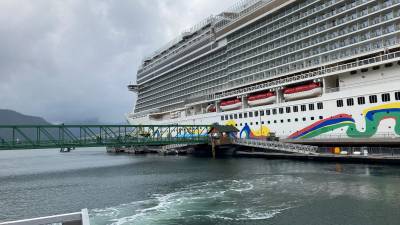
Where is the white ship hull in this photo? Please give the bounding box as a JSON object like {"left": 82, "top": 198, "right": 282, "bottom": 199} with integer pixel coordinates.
{"left": 129, "top": 65, "right": 400, "bottom": 143}
{"left": 129, "top": 0, "right": 400, "bottom": 145}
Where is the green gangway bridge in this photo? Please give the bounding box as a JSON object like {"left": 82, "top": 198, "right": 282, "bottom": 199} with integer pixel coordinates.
{"left": 0, "top": 124, "right": 210, "bottom": 150}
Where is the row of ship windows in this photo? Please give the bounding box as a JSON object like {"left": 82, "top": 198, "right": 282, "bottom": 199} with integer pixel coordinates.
{"left": 139, "top": 30, "right": 212, "bottom": 77}
{"left": 228, "top": 0, "right": 342, "bottom": 41}
{"left": 140, "top": 4, "right": 398, "bottom": 103}
{"left": 138, "top": 68, "right": 226, "bottom": 102}
{"left": 221, "top": 91, "right": 400, "bottom": 122}
{"left": 221, "top": 102, "right": 324, "bottom": 121}
{"left": 227, "top": 20, "right": 399, "bottom": 78}
{"left": 228, "top": 20, "right": 398, "bottom": 72}
{"left": 227, "top": 115, "right": 325, "bottom": 127}
{"left": 337, "top": 92, "right": 400, "bottom": 107}
{"left": 227, "top": 36, "right": 398, "bottom": 88}
{"left": 140, "top": 49, "right": 226, "bottom": 95}
{"left": 140, "top": 0, "right": 384, "bottom": 94}
{"left": 140, "top": 31, "right": 398, "bottom": 106}
{"left": 228, "top": 0, "right": 396, "bottom": 53}
{"left": 137, "top": 74, "right": 226, "bottom": 106}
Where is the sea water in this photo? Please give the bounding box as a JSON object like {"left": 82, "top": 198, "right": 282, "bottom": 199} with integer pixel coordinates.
{"left": 0, "top": 148, "right": 399, "bottom": 225}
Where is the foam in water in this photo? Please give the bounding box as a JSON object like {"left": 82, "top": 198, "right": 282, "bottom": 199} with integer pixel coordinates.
{"left": 91, "top": 178, "right": 294, "bottom": 225}
{"left": 91, "top": 174, "right": 381, "bottom": 225}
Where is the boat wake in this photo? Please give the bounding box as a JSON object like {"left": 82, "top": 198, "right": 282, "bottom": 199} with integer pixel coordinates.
{"left": 91, "top": 174, "right": 379, "bottom": 225}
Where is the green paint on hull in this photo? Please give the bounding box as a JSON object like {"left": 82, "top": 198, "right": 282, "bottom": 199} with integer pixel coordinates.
{"left": 300, "top": 111, "right": 400, "bottom": 139}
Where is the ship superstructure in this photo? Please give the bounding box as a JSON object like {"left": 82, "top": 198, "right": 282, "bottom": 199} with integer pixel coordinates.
{"left": 128, "top": 0, "right": 400, "bottom": 143}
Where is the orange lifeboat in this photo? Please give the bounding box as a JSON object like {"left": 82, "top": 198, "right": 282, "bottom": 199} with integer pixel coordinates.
{"left": 248, "top": 92, "right": 276, "bottom": 106}
{"left": 283, "top": 83, "right": 322, "bottom": 101}
{"left": 220, "top": 99, "right": 242, "bottom": 111}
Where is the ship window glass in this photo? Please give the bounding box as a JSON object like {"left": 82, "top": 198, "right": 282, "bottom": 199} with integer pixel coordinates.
{"left": 274, "top": 120, "right": 277, "bottom": 123}
{"left": 260, "top": 110, "right": 265, "bottom": 116}
{"left": 244, "top": 113, "right": 248, "bottom": 118}
{"left": 256, "top": 122, "right": 259, "bottom": 125}
{"left": 309, "top": 104, "right": 315, "bottom": 111}
{"left": 319, "top": 116, "right": 323, "bottom": 120}
{"left": 239, "top": 113, "right": 243, "bottom": 119}
{"left": 255, "top": 111, "right": 259, "bottom": 117}
{"left": 262, "top": 121, "right": 265, "bottom": 124}
{"left": 385, "top": 63, "right": 393, "bottom": 68}
{"left": 249, "top": 112, "right": 253, "bottom": 117}
{"left": 225, "top": 115, "right": 229, "bottom": 120}
{"left": 234, "top": 114, "right": 238, "bottom": 119}
{"left": 286, "top": 107, "right": 291, "bottom": 113}
{"left": 382, "top": 93, "right": 390, "bottom": 102}
{"left": 287, "top": 119, "right": 291, "bottom": 122}
{"left": 395, "top": 92, "right": 400, "bottom": 101}
{"left": 221, "top": 116, "right": 224, "bottom": 121}
{"left": 240, "top": 123, "right": 242, "bottom": 126}
{"left": 250, "top": 122, "right": 253, "bottom": 125}
{"left": 272, "top": 109, "right": 277, "bottom": 115}
{"left": 301, "top": 105, "right": 306, "bottom": 111}
{"left": 311, "top": 117, "right": 315, "bottom": 121}
{"left": 347, "top": 98, "right": 354, "bottom": 106}
{"left": 295, "top": 118, "right": 299, "bottom": 122}
{"left": 317, "top": 102, "right": 323, "bottom": 110}
{"left": 303, "top": 117, "right": 306, "bottom": 121}
{"left": 268, "top": 121, "right": 271, "bottom": 124}
{"left": 279, "top": 108, "right": 284, "bottom": 114}
{"left": 293, "top": 106, "right": 299, "bottom": 112}
{"left": 357, "top": 97, "right": 365, "bottom": 105}
{"left": 266, "top": 110, "right": 271, "bottom": 115}
{"left": 281, "top": 119, "right": 284, "bottom": 123}
{"left": 230, "top": 115, "right": 233, "bottom": 120}
{"left": 369, "top": 95, "right": 378, "bottom": 103}
{"left": 337, "top": 99, "right": 344, "bottom": 107}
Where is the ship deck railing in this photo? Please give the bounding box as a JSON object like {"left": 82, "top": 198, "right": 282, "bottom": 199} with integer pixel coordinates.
{"left": 185, "top": 48, "right": 400, "bottom": 105}
{"left": 0, "top": 209, "right": 90, "bottom": 225}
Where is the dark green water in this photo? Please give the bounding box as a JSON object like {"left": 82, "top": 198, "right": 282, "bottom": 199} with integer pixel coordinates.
{"left": 0, "top": 148, "right": 399, "bottom": 225}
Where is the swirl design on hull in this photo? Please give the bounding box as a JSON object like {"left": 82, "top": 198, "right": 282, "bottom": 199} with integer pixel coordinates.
{"left": 289, "top": 103, "right": 400, "bottom": 139}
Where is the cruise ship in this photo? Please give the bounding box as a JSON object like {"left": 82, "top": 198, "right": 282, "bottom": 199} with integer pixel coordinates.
{"left": 127, "top": 0, "right": 400, "bottom": 144}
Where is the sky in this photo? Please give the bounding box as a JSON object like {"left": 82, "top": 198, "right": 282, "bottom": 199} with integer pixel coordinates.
{"left": 0, "top": 0, "right": 234, "bottom": 123}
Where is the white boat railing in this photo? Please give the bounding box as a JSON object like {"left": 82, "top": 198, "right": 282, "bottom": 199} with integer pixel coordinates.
{"left": 0, "top": 209, "right": 90, "bottom": 225}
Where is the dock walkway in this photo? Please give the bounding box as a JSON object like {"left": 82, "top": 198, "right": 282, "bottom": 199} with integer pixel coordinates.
{"left": 232, "top": 138, "right": 318, "bottom": 155}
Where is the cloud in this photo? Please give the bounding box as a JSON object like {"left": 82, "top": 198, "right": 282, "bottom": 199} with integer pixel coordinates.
{"left": 0, "top": 0, "right": 234, "bottom": 123}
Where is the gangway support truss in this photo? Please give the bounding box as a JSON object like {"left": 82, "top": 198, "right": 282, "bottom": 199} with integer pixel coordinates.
{"left": 232, "top": 138, "right": 318, "bottom": 155}
{"left": 0, "top": 125, "right": 210, "bottom": 150}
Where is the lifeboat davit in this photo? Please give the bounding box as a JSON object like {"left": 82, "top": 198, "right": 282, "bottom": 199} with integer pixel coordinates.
{"left": 220, "top": 99, "right": 242, "bottom": 111}
{"left": 284, "top": 83, "right": 322, "bottom": 101}
{"left": 248, "top": 92, "right": 276, "bottom": 106}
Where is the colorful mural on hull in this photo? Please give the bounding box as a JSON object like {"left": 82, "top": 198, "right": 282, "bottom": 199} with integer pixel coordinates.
{"left": 289, "top": 103, "right": 400, "bottom": 139}
{"left": 225, "top": 120, "right": 270, "bottom": 139}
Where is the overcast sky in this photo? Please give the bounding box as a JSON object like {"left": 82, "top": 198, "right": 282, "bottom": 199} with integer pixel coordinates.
{"left": 0, "top": 0, "right": 234, "bottom": 123}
